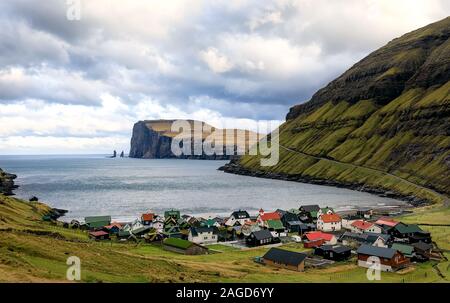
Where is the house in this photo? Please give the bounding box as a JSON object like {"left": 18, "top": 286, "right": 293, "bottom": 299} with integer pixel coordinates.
{"left": 356, "top": 244, "right": 409, "bottom": 272}
{"left": 375, "top": 217, "right": 399, "bottom": 232}
{"left": 241, "top": 221, "right": 261, "bottom": 237}
{"left": 164, "top": 209, "right": 181, "bottom": 220}
{"left": 85, "top": 216, "right": 111, "bottom": 230}
{"left": 266, "top": 219, "right": 286, "bottom": 237}
{"left": 297, "top": 223, "right": 316, "bottom": 235}
{"left": 152, "top": 218, "right": 164, "bottom": 232}
{"left": 262, "top": 248, "right": 307, "bottom": 272}
{"left": 341, "top": 215, "right": 360, "bottom": 229}
{"left": 257, "top": 209, "right": 281, "bottom": 227}
{"left": 314, "top": 245, "right": 352, "bottom": 261}
{"left": 162, "top": 238, "right": 208, "bottom": 255}
{"left": 285, "top": 220, "right": 303, "bottom": 232}
{"left": 89, "top": 230, "right": 110, "bottom": 240}
{"left": 350, "top": 220, "right": 382, "bottom": 234}
{"left": 103, "top": 222, "right": 122, "bottom": 234}
{"left": 317, "top": 207, "right": 334, "bottom": 217}
{"left": 141, "top": 213, "right": 154, "bottom": 225}
{"left": 317, "top": 214, "right": 341, "bottom": 232}
{"left": 390, "top": 223, "right": 431, "bottom": 243}
{"left": 302, "top": 231, "right": 337, "bottom": 248}
{"left": 224, "top": 210, "right": 251, "bottom": 226}
{"left": 357, "top": 207, "right": 373, "bottom": 219}
{"left": 200, "top": 218, "right": 221, "bottom": 228}
{"left": 339, "top": 232, "right": 390, "bottom": 248}
{"left": 391, "top": 243, "right": 415, "bottom": 258}
{"left": 412, "top": 242, "right": 433, "bottom": 261}
{"left": 246, "top": 229, "right": 278, "bottom": 247}
{"left": 117, "top": 230, "right": 131, "bottom": 240}
{"left": 131, "top": 226, "right": 152, "bottom": 238}
{"left": 280, "top": 212, "right": 300, "bottom": 227}
{"left": 299, "top": 204, "right": 320, "bottom": 220}
{"left": 123, "top": 219, "right": 145, "bottom": 232}
{"left": 144, "top": 231, "right": 163, "bottom": 243}
{"left": 188, "top": 226, "right": 218, "bottom": 244}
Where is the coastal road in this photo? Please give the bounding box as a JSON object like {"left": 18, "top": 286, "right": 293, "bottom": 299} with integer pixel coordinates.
{"left": 278, "top": 144, "right": 450, "bottom": 207}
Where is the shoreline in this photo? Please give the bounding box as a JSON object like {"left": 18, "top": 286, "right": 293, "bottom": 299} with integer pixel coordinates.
{"left": 218, "top": 163, "right": 433, "bottom": 208}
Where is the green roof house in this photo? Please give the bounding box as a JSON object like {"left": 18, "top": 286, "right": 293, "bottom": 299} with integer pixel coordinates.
{"left": 162, "top": 238, "right": 208, "bottom": 255}
{"left": 84, "top": 216, "right": 111, "bottom": 229}
{"left": 391, "top": 243, "right": 415, "bottom": 258}
{"left": 267, "top": 219, "right": 285, "bottom": 231}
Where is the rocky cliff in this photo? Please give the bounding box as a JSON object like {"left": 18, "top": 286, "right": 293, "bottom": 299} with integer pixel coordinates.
{"left": 222, "top": 17, "right": 450, "bottom": 205}
{"left": 0, "top": 168, "right": 18, "bottom": 196}
{"left": 129, "top": 119, "right": 260, "bottom": 159}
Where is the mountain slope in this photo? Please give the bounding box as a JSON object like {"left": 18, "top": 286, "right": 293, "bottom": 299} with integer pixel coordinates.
{"left": 222, "top": 17, "right": 450, "bottom": 204}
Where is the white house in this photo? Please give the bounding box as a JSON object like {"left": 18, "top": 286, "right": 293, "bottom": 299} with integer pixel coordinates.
{"left": 152, "top": 218, "right": 164, "bottom": 232}
{"left": 350, "top": 220, "right": 382, "bottom": 234}
{"left": 342, "top": 217, "right": 358, "bottom": 230}
{"left": 225, "top": 210, "right": 251, "bottom": 226}
{"left": 317, "top": 214, "right": 342, "bottom": 232}
{"left": 188, "top": 227, "right": 219, "bottom": 244}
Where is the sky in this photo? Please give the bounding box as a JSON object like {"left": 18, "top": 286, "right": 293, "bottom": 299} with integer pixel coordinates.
{"left": 0, "top": 0, "right": 448, "bottom": 154}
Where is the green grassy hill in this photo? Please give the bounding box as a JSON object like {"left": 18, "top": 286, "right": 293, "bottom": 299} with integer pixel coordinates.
{"left": 224, "top": 17, "right": 450, "bottom": 205}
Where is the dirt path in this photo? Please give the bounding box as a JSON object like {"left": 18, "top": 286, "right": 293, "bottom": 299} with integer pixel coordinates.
{"left": 279, "top": 144, "right": 450, "bottom": 207}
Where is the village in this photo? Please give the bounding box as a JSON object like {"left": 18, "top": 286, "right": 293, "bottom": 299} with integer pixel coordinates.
{"left": 52, "top": 204, "right": 444, "bottom": 275}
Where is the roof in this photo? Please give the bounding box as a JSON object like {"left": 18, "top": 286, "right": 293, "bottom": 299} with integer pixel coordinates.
{"left": 189, "top": 226, "right": 218, "bottom": 237}
{"left": 85, "top": 216, "right": 111, "bottom": 224}
{"left": 395, "top": 223, "right": 423, "bottom": 234}
{"left": 231, "top": 210, "right": 250, "bottom": 219}
{"left": 267, "top": 219, "right": 284, "bottom": 230}
{"left": 318, "top": 245, "right": 351, "bottom": 254}
{"left": 304, "top": 231, "right": 334, "bottom": 242}
{"left": 132, "top": 226, "right": 151, "bottom": 234}
{"left": 375, "top": 217, "right": 399, "bottom": 227}
{"left": 320, "top": 207, "right": 334, "bottom": 213}
{"left": 357, "top": 244, "right": 397, "bottom": 259}
{"left": 141, "top": 213, "right": 154, "bottom": 221}
{"left": 104, "top": 222, "right": 122, "bottom": 229}
{"left": 412, "top": 241, "right": 433, "bottom": 251}
{"left": 260, "top": 212, "right": 281, "bottom": 221}
{"left": 252, "top": 229, "right": 273, "bottom": 240}
{"left": 89, "top": 231, "right": 109, "bottom": 237}
{"left": 263, "top": 248, "right": 307, "bottom": 266}
{"left": 300, "top": 205, "right": 320, "bottom": 212}
{"left": 351, "top": 220, "right": 374, "bottom": 230}
{"left": 319, "top": 214, "right": 341, "bottom": 223}
{"left": 163, "top": 238, "right": 195, "bottom": 250}
{"left": 391, "top": 243, "right": 414, "bottom": 256}
{"left": 282, "top": 212, "right": 299, "bottom": 222}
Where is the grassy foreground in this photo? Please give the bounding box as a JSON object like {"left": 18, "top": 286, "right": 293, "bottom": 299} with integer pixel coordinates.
{"left": 0, "top": 194, "right": 448, "bottom": 282}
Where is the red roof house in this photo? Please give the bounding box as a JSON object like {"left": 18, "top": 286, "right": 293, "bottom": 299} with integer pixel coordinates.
{"left": 320, "top": 214, "right": 341, "bottom": 223}
{"left": 303, "top": 231, "right": 337, "bottom": 248}
{"left": 375, "top": 217, "right": 399, "bottom": 227}
{"left": 89, "top": 230, "right": 110, "bottom": 240}
{"left": 141, "top": 213, "right": 155, "bottom": 225}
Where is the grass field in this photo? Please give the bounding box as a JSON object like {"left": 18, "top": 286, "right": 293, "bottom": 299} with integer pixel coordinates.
{"left": 0, "top": 194, "right": 448, "bottom": 282}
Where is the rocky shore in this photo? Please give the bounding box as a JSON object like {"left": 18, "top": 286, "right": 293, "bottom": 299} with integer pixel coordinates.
{"left": 219, "top": 161, "right": 430, "bottom": 207}
{"left": 0, "top": 168, "right": 18, "bottom": 196}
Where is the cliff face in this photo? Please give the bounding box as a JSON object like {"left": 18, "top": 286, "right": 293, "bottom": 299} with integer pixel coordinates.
{"left": 129, "top": 120, "right": 259, "bottom": 159}
{"left": 0, "top": 168, "right": 18, "bottom": 196}
{"left": 223, "top": 17, "right": 450, "bottom": 204}
{"left": 129, "top": 121, "right": 173, "bottom": 158}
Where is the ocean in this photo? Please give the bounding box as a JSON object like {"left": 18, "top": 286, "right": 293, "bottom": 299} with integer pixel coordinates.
{"left": 0, "top": 155, "right": 405, "bottom": 221}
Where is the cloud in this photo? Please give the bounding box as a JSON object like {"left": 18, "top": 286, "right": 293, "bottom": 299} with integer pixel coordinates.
{"left": 200, "top": 47, "right": 234, "bottom": 73}
{"left": 0, "top": 0, "right": 448, "bottom": 153}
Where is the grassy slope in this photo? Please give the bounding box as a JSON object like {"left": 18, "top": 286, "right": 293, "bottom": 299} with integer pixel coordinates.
{"left": 239, "top": 81, "right": 449, "bottom": 205}
{"left": 0, "top": 194, "right": 448, "bottom": 282}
